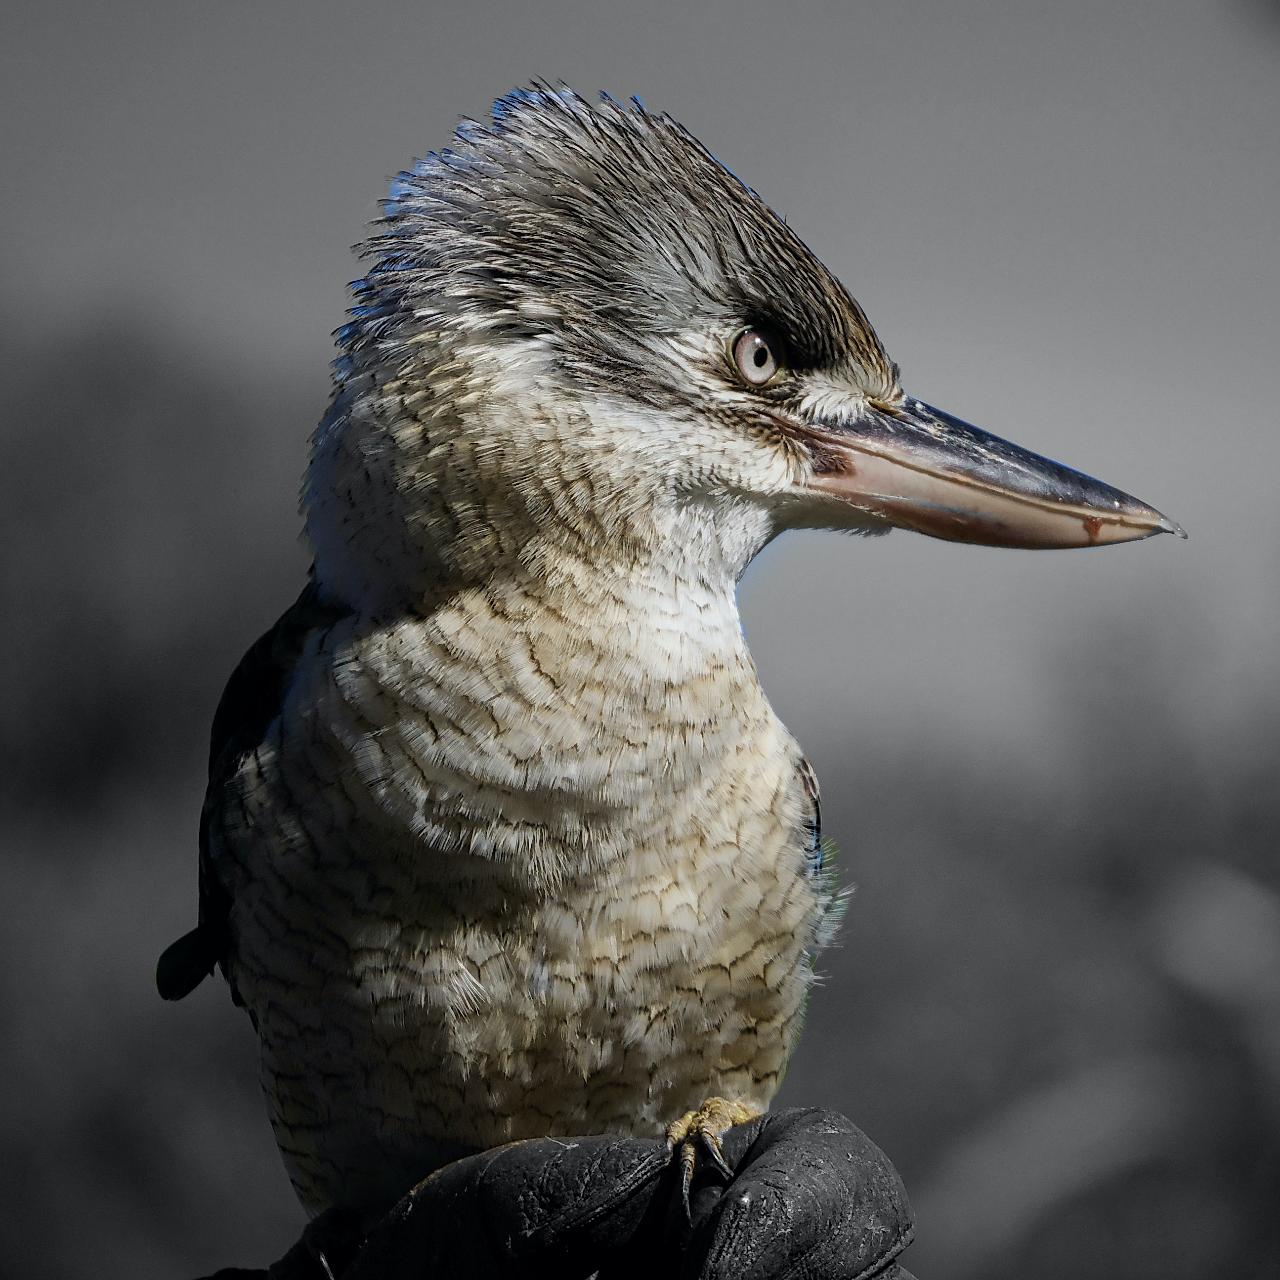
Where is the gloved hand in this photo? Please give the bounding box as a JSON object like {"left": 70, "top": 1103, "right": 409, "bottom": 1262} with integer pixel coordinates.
{"left": 203, "top": 1107, "right": 916, "bottom": 1280}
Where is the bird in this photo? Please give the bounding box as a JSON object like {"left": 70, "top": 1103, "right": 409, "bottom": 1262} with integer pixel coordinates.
{"left": 157, "top": 85, "right": 1182, "bottom": 1224}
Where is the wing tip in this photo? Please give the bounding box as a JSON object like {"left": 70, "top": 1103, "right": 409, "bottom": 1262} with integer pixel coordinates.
{"left": 155, "top": 926, "right": 219, "bottom": 1001}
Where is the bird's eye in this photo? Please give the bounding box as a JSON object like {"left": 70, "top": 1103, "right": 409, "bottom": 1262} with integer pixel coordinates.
{"left": 731, "top": 327, "right": 783, "bottom": 386}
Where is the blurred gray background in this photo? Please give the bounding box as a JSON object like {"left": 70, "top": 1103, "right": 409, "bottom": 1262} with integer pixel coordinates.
{"left": 2, "top": 1, "right": 1277, "bottom": 1276}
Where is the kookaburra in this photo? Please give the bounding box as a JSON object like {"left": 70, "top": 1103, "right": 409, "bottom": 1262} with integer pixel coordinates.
{"left": 158, "top": 86, "right": 1181, "bottom": 1220}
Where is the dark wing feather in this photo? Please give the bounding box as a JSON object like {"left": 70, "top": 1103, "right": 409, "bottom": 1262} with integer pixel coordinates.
{"left": 797, "top": 754, "right": 823, "bottom": 879}
{"left": 155, "top": 579, "right": 348, "bottom": 1001}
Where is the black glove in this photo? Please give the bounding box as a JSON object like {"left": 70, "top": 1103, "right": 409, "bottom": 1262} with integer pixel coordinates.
{"left": 203, "top": 1107, "right": 916, "bottom": 1280}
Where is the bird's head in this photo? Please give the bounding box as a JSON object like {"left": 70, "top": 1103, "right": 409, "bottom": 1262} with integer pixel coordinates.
{"left": 305, "top": 86, "right": 1180, "bottom": 611}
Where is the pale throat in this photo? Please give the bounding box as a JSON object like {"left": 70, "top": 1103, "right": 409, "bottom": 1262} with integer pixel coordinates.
{"left": 504, "top": 500, "right": 766, "bottom": 682}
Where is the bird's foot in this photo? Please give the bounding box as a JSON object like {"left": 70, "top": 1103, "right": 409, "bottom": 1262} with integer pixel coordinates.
{"left": 665, "top": 1096, "right": 762, "bottom": 1219}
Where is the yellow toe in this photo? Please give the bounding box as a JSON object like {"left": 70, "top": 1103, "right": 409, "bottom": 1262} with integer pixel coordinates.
{"left": 666, "top": 1096, "right": 763, "bottom": 1150}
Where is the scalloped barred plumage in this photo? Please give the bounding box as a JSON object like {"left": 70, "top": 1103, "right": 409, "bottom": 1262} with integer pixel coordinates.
{"left": 159, "top": 82, "right": 1177, "bottom": 1221}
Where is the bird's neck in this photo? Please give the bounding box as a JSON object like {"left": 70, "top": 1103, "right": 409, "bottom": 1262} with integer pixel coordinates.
{"left": 304, "top": 374, "right": 780, "bottom": 618}
{"left": 388, "top": 509, "right": 764, "bottom": 705}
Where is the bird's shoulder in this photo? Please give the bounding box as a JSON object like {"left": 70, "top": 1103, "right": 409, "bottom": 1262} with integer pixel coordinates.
{"left": 155, "top": 579, "right": 350, "bottom": 1001}
{"left": 205, "top": 578, "right": 350, "bottom": 781}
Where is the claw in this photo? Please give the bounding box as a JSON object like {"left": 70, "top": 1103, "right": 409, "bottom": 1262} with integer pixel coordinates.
{"left": 299, "top": 1206, "right": 363, "bottom": 1280}
{"left": 701, "top": 1129, "right": 735, "bottom": 1181}
{"left": 665, "top": 1096, "right": 762, "bottom": 1220}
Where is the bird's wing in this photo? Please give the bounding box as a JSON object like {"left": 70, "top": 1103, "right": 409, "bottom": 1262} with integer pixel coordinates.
{"left": 796, "top": 754, "right": 824, "bottom": 880}
{"left": 155, "top": 578, "right": 349, "bottom": 1001}
{"left": 798, "top": 753, "right": 847, "bottom": 953}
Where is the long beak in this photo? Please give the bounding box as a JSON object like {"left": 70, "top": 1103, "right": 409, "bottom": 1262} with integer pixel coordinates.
{"left": 800, "top": 397, "right": 1184, "bottom": 548}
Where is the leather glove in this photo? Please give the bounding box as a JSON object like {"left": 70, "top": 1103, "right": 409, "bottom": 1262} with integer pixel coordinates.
{"left": 203, "top": 1107, "right": 916, "bottom": 1280}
